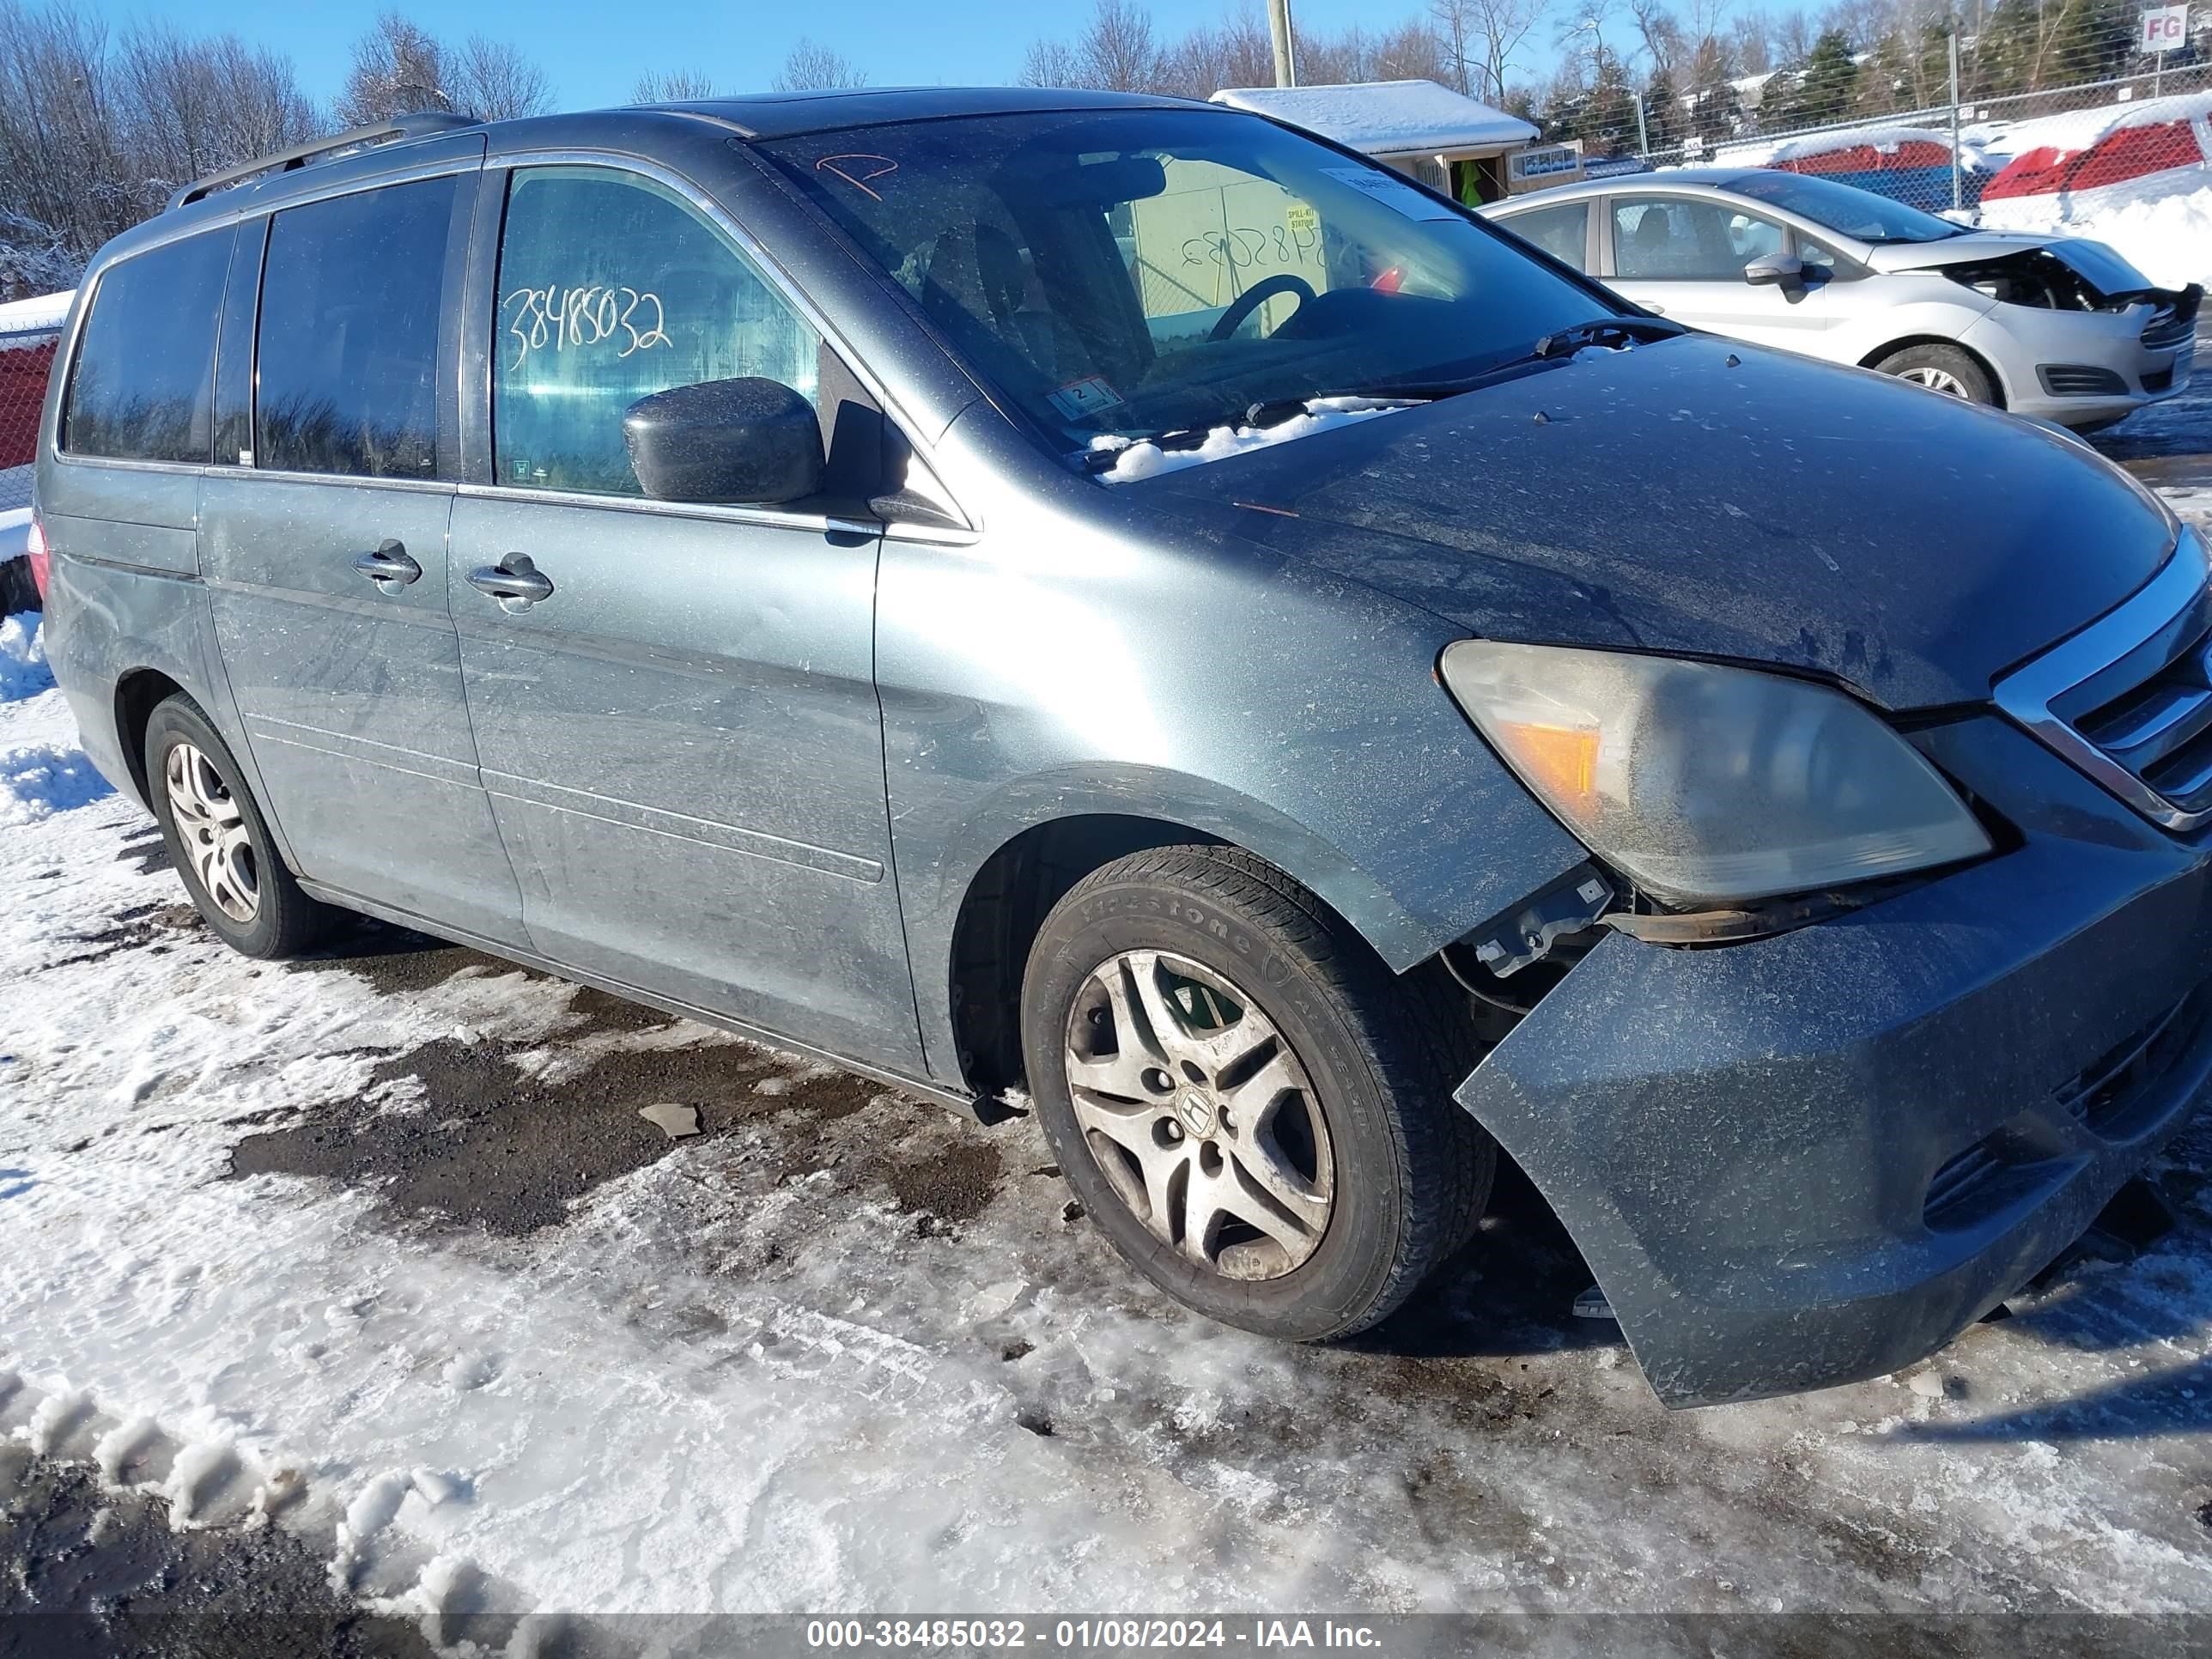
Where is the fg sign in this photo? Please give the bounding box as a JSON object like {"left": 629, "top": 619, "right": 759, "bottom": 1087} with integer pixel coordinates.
{"left": 2142, "top": 4, "right": 2189, "bottom": 51}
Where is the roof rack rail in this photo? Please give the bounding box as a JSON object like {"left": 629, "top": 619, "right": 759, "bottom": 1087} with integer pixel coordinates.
{"left": 167, "top": 110, "right": 478, "bottom": 213}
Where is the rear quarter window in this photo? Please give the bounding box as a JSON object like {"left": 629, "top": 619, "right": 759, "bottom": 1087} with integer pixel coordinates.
{"left": 63, "top": 232, "right": 230, "bottom": 463}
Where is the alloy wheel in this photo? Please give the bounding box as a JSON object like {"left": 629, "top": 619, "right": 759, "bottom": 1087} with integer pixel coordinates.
{"left": 1062, "top": 949, "right": 1335, "bottom": 1280}
{"left": 1897, "top": 365, "right": 1969, "bottom": 398}
{"left": 164, "top": 741, "right": 260, "bottom": 923}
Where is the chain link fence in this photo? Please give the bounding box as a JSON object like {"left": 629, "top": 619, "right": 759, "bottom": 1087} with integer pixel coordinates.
{"left": 1, "top": 319, "right": 58, "bottom": 515}
{"left": 1, "top": 307, "right": 60, "bottom": 612}
{"left": 1620, "top": 12, "right": 2212, "bottom": 231}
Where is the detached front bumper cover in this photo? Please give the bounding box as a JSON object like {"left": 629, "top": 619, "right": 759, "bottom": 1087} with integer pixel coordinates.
{"left": 1455, "top": 718, "right": 2212, "bottom": 1407}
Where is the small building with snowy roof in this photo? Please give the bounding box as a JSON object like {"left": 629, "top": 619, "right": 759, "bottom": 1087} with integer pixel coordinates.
{"left": 1211, "top": 79, "right": 1542, "bottom": 207}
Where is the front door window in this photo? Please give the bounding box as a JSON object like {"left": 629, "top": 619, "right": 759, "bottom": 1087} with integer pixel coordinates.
{"left": 1611, "top": 198, "right": 1784, "bottom": 281}
{"left": 492, "top": 166, "right": 821, "bottom": 496}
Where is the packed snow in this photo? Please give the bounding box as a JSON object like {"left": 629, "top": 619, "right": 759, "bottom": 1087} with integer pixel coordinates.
{"left": 0, "top": 611, "right": 108, "bottom": 825}
{"left": 1719, "top": 125, "right": 1990, "bottom": 173}
{"left": 1971, "top": 88, "right": 2212, "bottom": 177}
{"left": 1209, "top": 80, "right": 1535, "bottom": 157}
{"left": 0, "top": 287, "right": 72, "bottom": 339}
{"left": 4, "top": 573, "right": 2212, "bottom": 1639}
{"left": 1096, "top": 397, "right": 1417, "bottom": 483}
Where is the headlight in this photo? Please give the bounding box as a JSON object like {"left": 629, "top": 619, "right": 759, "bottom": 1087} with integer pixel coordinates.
{"left": 1440, "top": 641, "right": 1992, "bottom": 905}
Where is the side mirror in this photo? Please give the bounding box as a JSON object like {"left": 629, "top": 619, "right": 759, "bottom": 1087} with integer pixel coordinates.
{"left": 623, "top": 378, "right": 822, "bottom": 505}
{"left": 1744, "top": 252, "right": 1804, "bottom": 288}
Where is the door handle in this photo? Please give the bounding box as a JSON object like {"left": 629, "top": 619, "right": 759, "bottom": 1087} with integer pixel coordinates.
{"left": 467, "top": 553, "right": 554, "bottom": 607}
{"left": 352, "top": 539, "right": 421, "bottom": 586}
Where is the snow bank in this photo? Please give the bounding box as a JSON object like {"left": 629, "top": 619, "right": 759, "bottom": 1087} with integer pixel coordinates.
{"left": 1985, "top": 183, "right": 2212, "bottom": 289}
{"left": 1, "top": 610, "right": 49, "bottom": 700}
{"left": 1097, "top": 397, "right": 1414, "bottom": 483}
{"left": 0, "top": 615, "right": 107, "bottom": 823}
{"left": 0, "top": 737, "right": 108, "bottom": 823}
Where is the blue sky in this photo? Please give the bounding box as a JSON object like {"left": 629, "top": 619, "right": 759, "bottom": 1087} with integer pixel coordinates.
{"left": 82, "top": 0, "right": 1470, "bottom": 112}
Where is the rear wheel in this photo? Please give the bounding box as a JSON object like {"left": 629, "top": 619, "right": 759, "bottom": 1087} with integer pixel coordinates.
{"left": 1875, "top": 343, "right": 1996, "bottom": 406}
{"left": 1020, "top": 845, "right": 1492, "bottom": 1341}
{"left": 144, "top": 695, "right": 340, "bottom": 959}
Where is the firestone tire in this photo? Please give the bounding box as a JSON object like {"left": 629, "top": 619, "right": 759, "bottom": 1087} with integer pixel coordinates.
{"left": 143, "top": 694, "right": 341, "bottom": 960}
{"left": 1020, "top": 844, "right": 1492, "bottom": 1342}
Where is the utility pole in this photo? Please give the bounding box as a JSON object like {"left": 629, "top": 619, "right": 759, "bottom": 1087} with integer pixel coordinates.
{"left": 1268, "top": 0, "right": 1297, "bottom": 86}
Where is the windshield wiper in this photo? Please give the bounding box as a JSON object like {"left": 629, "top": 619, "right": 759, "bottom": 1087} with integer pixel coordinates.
{"left": 1529, "top": 316, "right": 1684, "bottom": 358}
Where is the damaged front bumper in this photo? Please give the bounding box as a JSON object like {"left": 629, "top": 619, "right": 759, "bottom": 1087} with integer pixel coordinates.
{"left": 1960, "top": 274, "right": 2200, "bottom": 428}
{"left": 1455, "top": 714, "right": 2212, "bottom": 1407}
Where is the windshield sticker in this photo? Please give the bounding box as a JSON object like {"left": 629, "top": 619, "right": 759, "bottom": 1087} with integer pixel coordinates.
{"left": 1048, "top": 376, "right": 1125, "bottom": 419}
{"left": 1322, "top": 167, "right": 1457, "bottom": 222}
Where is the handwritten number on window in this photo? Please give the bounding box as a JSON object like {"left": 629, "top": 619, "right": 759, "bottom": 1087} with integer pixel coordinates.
{"left": 1177, "top": 224, "right": 1322, "bottom": 272}
{"left": 504, "top": 284, "right": 672, "bottom": 368}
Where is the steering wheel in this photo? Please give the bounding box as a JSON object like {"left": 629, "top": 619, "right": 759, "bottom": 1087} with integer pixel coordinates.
{"left": 1207, "top": 274, "right": 1317, "bottom": 342}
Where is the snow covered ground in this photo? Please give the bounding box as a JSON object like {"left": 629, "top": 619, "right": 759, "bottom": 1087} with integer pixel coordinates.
{"left": 5, "top": 511, "right": 2212, "bottom": 1643}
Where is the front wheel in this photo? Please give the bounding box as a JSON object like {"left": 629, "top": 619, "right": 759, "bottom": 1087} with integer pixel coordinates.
{"left": 1875, "top": 343, "right": 1996, "bottom": 405}
{"left": 1020, "top": 846, "right": 1492, "bottom": 1341}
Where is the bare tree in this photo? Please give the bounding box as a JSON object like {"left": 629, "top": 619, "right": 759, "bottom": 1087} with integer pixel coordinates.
{"left": 336, "top": 10, "right": 448, "bottom": 124}
{"left": 116, "top": 25, "right": 318, "bottom": 198}
{"left": 1372, "top": 18, "right": 1452, "bottom": 79}
{"left": 1076, "top": 0, "right": 1163, "bottom": 92}
{"left": 1728, "top": 12, "right": 1771, "bottom": 73}
{"left": 1626, "top": 0, "right": 1687, "bottom": 76}
{"left": 633, "top": 69, "right": 720, "bottom": 100}
{"left": 0, "top": 0, "right": 322, "bottom": 287}
{"left": 1155, "top": 10, "right": 1273, "bottom": 95}
{"left": 1769, "top": 6, "right": 1815, "bottom": 65}
{"left": 1018, "top": 36, "right": 1084, "bottom": 87}
{"left": 1438, "top": 0, "right": 1554, "bottom": 105}
{"left": 448, "top": 37, "right": 552, "bottom": 120}
{"left": 773, "top": 38, "right": 867, "bottom": 91}
{"left": 337, "top": 13, "right": 553, "bottom": 125}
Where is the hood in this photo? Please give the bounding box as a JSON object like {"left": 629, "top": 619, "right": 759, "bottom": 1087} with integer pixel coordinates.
{"left": 1867, "top": 231, "right": 2175, "bottom": 302}
{"left": 1136, "top": 334, "right": 2177, "bottom": 711}
{"left": 1861, "top": 228, "right": 2060, "bottom": 275}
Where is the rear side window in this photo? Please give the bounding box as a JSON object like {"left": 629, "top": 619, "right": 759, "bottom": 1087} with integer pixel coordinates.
{"left": 256, "top": 177, "right": 458, "bottom": 478}
{"left": 1499, "top": 202, "right": 1591, "bottom": 272}
{"left": 64, "top": 233, "right": 229, "bottom": 462}
{"left": 491, "top": 166, "right": 820, "bottom": 496}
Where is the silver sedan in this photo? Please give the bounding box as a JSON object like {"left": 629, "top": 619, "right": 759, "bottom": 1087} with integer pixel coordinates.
{"left": 1482, "top": 167, "right": 2198, "bottom": 430}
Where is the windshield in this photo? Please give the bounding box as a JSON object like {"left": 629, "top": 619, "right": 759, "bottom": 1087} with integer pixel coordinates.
{"left": 760, "top": 109, "right": 1620, "bottom": 452}
{"left": 1725, "top": 172, "right": 1963, "bottom": 245}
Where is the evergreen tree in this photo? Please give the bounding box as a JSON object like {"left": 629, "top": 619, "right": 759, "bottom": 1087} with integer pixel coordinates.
{"left": 1644, "top": 64, "right": 1683, "bottom": 152}
{"left": 1777, "top": 28, "right": 1859, "bottom": 125}
{"left": 1580, "top": 51, "right": 1638, "bottom": 155}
